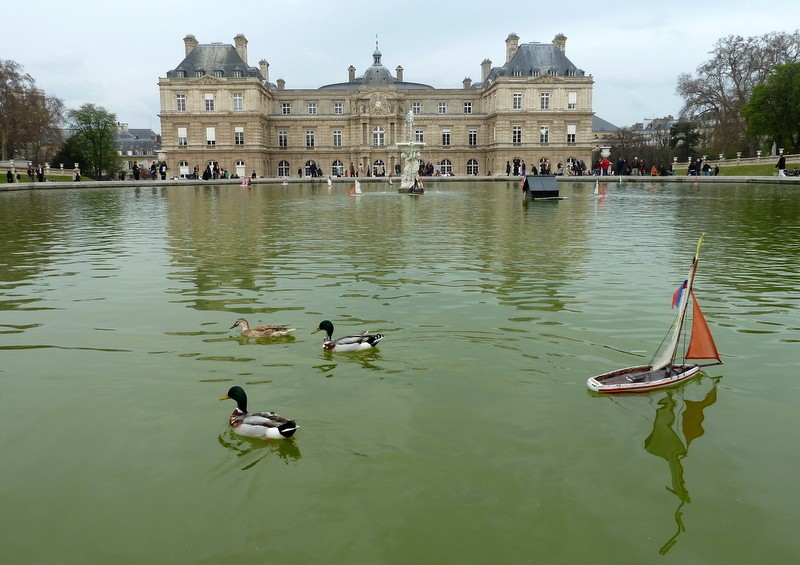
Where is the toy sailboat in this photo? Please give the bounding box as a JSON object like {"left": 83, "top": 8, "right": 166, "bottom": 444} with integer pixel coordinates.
{"left": 587, "top": 234, "right": 722, "bottom": 393}
{"left": 349, "top": 179, "right": 362, "bottom": 196}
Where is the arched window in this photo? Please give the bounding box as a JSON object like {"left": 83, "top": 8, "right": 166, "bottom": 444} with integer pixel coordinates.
{"left": 372, "top": 126, "right": 385, "bottom": 147}
{"left": 331, "top": 160, "right": 344, "bottom": 177}
{"left": 235, "top": 160, "right": 246, "bottom": 178}
{"left": 440, "top": 159, "right": 452, "bottom": 176}
{"left": 372, "top": 160, "right": 386, "bottom": 177}
{"left": 179, "top": 161, "right": 190, "bottom": 178}
{"left": 466, "top": 159, "right": 479, "bottom": 176}
{"left": 277, "top": 160, "right": 290, "bottom": 177}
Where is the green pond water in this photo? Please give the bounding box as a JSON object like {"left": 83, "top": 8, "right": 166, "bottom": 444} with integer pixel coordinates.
{"left": 1, "top": 180, "right": 798, "bottom": 563}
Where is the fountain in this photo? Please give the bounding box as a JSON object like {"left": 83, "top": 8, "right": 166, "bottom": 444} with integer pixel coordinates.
{"left": 395, "top": 110, "right": 426, "bottom": 193}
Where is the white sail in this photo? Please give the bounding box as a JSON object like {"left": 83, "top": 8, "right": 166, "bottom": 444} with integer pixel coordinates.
{"left": 651, "top": 235, "right": 704, "bottom": 371}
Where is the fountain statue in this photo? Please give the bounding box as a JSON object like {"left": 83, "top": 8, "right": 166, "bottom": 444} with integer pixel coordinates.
{"left": 396, "top": 110, "right": 426, "bottom": 192}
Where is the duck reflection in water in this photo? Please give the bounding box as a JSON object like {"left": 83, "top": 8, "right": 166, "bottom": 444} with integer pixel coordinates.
{"left": 644, "top": 376, "right": 720, "bottom": 555}
{"left": 218, "top": 431, "right": 302, "bottom": 470}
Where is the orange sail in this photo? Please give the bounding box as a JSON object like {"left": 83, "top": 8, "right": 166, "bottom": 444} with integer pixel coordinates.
{"left": 685, "top": 292, "right": 720, "bottom": 361}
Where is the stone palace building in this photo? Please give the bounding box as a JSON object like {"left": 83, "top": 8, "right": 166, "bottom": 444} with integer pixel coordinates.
{"left": 158, "top": 33, "right": 595, "bottom": 178}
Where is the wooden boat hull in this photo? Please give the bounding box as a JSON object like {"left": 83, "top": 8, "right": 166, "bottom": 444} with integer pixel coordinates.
{"left": 587, "top": 364, "right": 701, "bottom": 393}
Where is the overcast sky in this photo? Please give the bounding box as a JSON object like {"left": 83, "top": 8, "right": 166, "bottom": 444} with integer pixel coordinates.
{"left": 4, "top": 0, "right": 794, "bottom": 134}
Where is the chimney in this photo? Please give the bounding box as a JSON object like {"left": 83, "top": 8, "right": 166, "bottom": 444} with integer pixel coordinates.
{"left": 481, "top": 59, "right": 492, "bottom": 83}
{"left": 184, "top": 34, "right": 198, "bottom": 57}
{"left": 396, "top": 65, "right": 404, "bottom": 82}
{"left": 553, "top": 33, "right": 567, "bottom": 53}
{"left": 277, "top": 78, "right": 285, "bottom": 90}
{"left": 259, "top": 59, "right": 269, "bottom": 83}
{"left": 234, "top": 34, "right": 248, "bottom": 64}
{"left": 462, "top": 77, "right": 472, "bottom": 89}
{"left": 505, "top": 33, "right": 519, "bottom": 63}
{"left": 348, "top": 65, "right": 356, "bottom": 83}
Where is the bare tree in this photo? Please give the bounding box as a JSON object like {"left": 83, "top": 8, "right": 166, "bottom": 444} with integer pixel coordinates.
{"left": 0, "top": 59, "right": 64, "bottom": 163}
{"left": 676, "top": 31, "right": 800, "bottom": 155}
{"left": 0, "top": 60, "right": 34, "bottom": 160}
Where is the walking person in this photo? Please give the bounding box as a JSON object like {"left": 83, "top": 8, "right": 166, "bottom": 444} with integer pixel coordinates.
{"left": 776, "top": 154, "right": 787, "bottom": 177}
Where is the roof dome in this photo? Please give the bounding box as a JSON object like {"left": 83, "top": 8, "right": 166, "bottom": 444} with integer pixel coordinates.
{"left": 361, "top": 47, "right": 394, "bottom": 85}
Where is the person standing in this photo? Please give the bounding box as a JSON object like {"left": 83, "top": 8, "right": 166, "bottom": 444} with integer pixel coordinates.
{"left": 776, "top": 154, "right": 786, "bottom": 177}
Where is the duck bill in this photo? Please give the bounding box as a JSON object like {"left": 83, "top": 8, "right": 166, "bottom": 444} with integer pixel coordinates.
{"left": 311, "top": 328, "right": 321, "bottom": 334}
{"left": 219, "top": 394, "right": 230, "bottom": 401}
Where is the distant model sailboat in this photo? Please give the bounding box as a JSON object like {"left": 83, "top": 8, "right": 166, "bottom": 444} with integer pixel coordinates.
{"left": 349, "top": 179, "right": 362, "bottom": 196}
{"left": 587, "top": 234, "right": 722, "bottom": 393}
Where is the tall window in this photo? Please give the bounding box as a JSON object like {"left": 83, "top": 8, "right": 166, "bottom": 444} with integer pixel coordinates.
{"left": 307, "top": 102, "right": 317, "bottom": 115}
{"left": 415, "top": 129, "right": 424, "bottom": 143}
{"left": 372, "top": 126, "right": 385, "bottom": 147}
{"left": 278, "top": 130, "right": 287, "bottom": 148}
{"left": 235, "top": 160, "right": 246, "bottom": 177}
{"left": 234, "top": 126, "right": 244, "bottom": 146}
{"left": 282, "top": 102, "right": 291, "bottom": 115}
{"left": 333, "top": 130, "right": 342, "bottom": 147}
{"left": 463, "top": 101, "right": 472, "bottom": 114}
{"left": 176, "top": 94, "right": 186, "bottom": 112}
{"left": 179, "top": 161, "right": 189, "bottom": 177}
{"left": 233, "top": 93, "right": 243, "bottom": 112}
{"left": 204, "top": 93, "right": 214, "bottom": 111}
{"left": 468, "top": 129, "right": 477, "bottom": 146}
{"left": 206, "top": 127, "right": 216, "bottom": 146}
{"left": 539, "top": 125, "right": 549, "bottom": 143}
{"left": 440, "top": 159, "right": 452, "bottom": 175}
{"left": 513, "top": 92, "right": 522, "bottom": 110}
{"left": 334, "top": 101, "right": 343, "bottom": 115}
{"left": 438, "top": 102, "right": 447, "bottom": 114}
{"left": 305, "top": 130, "right": 315, "bottom": 148}
{"left": 566, "top": 124, "right": 576, "bottom": 144}
{"left": 442, "top": 129, "right": 451, "bottom": 147}
{"left": 177, "top": 127, "right": 187, "bottom": 147}
{"left": 412, "top": 102, "right": 421, "bottom": 114}
{"left": 332, "top": 160, "right": 344, "bottom": 176}
{"left": 467, "top": 159, "right": 479, "bottom": 175}
{"left": 568, "top": 91, "right": 577, "bottom": 110}
{"left": 277, "top": 160, "right": 290, "bottom": 177}
{"left": 540, "top": 92, "right": 550, "bottom": 110}
{"left": 512, "top": 125, "right": 522, "bottom": 145}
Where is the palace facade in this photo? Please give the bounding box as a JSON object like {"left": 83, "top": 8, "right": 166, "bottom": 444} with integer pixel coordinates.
{"left": 158, "top": 33, "right": 595, "bottom": 178}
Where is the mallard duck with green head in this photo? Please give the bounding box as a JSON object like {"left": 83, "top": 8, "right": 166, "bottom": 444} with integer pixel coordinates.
{"left": 220, "top": 386, "right": 297, "bottom": 439}
{"left": 230, "top": 318, "right": 296, "bottom": 338}
{"left": 312, "top": 319, "right": 384, "bottom": 352}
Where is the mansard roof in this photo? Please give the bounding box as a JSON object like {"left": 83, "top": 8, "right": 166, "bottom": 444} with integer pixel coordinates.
{"left": 482, "top": 41, "right": 586, "bottom": 85}
{"left": 166, "top": 43, "right": 263, "bottom": 79}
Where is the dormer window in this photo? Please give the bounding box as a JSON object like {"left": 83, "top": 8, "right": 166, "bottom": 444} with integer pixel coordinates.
{"left": 566, "top": 69, "right": 576, "bottom": 77}
{"left": 213, "top": 70, "right": 224, "bottom": 78}
{"left": 195, "top": 70, "right": 205, "bottom": 78}
{"left": 531, "top": 70, "right": 540, "bottom": 77}
{"left": 233, "top": 69, "right": 243, "bottom": 78}
{"left": 512, "top": 70, "right": 522, "bottom": 77}
{"left": 176, "top": 70, "right": 186, "bottom": 78}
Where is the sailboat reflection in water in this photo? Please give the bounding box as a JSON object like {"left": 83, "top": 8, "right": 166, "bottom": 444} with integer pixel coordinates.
{"left": 644, "top": 376, "right": 720, "bottom": 555}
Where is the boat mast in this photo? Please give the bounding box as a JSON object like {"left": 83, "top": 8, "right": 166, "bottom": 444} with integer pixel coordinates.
{"left": 651, "top": 234, "right": 705, "bottom": 371}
